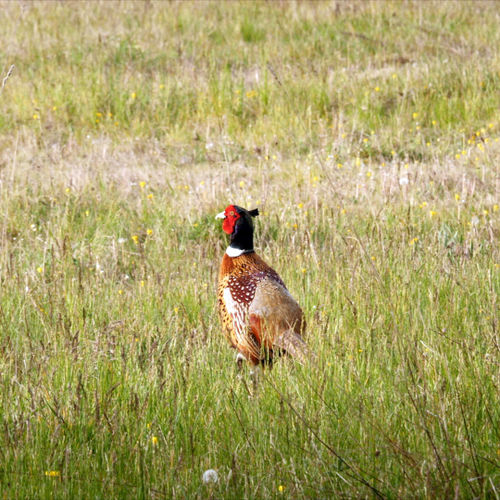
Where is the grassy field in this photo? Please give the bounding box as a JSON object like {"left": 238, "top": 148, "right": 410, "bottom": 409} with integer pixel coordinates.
{"left": 0, "top": 1, "right": 499, "bottom": 498}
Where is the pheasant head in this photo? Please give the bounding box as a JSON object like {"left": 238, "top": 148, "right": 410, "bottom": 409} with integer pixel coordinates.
{"left": 216, "top": 205, "right": 259, "bottom": 257}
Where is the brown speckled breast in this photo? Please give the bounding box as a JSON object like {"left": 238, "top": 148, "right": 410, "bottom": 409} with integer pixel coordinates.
{"left": 217, "top": 252, "right": 301, "bottom": 364}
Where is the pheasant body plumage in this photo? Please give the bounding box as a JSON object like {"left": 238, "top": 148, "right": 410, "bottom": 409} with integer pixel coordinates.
{"left": 216, "top": 205, "right": 308, "bottom": 365}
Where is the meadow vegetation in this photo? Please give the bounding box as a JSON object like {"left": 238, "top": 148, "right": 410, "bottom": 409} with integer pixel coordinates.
{"left": 0, "top": 1, "right": 499, "bottom": 498}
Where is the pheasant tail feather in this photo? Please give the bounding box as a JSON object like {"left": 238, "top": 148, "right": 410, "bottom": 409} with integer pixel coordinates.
{"left": 273, "top": 329, "right": 315, "bottom": 364}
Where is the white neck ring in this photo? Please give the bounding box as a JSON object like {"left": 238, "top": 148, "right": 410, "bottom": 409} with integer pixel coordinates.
{"left": 226, "top": 246, "right": 253, "bottom": 257}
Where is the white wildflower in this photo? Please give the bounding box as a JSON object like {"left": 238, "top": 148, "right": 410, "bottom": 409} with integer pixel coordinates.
{"left": 202, "top": 469, "right": 219, "bottom": 484}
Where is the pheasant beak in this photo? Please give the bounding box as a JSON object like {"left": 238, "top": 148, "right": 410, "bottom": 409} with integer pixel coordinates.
{"left": 215, "top": 211, "right": 226, "bottom": 220}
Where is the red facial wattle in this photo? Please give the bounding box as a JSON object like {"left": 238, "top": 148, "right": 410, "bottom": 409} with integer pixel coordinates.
{"left": 222, "top": 205, "right": 240, "bottom": 234}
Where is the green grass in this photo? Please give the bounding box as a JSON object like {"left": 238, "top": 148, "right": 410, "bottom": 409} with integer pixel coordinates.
{"left": 0, "top": 1, "right": 499, "bottom": 498}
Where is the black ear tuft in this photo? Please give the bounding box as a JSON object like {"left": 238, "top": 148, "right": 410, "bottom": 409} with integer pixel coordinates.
{"left": 248, "top": 208, "right": 259, "bottom": 217}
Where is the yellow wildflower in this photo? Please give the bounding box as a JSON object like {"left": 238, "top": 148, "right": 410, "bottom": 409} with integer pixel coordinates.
{"left": 45, "top": 471, "right": 60, "bottom": 477}
{"left": 151, "top": 436, "right": 158, "bottom": 446}
{"left": 278, "top": 485, "right": 285, "bottom": 493}
{"left": 139, "top": 181, "right": 146, "bottom": 189}
{"left": 146, "top": 229, "right": 153, "bottom": 236}
{"left": 131, "top": 235, "right": 139, "bottom": 244}
{"left": 455, "top": 194, "right": 460, "bottom": 201}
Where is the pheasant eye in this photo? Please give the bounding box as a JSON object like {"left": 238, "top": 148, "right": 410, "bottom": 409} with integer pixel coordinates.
{"left": 229, "top": 211, "right": 235, "bottom": 216}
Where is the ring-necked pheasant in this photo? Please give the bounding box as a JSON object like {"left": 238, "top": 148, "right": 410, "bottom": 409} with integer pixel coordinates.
{"left": 216, "top": 205, "right": 310, "bottom": 366}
